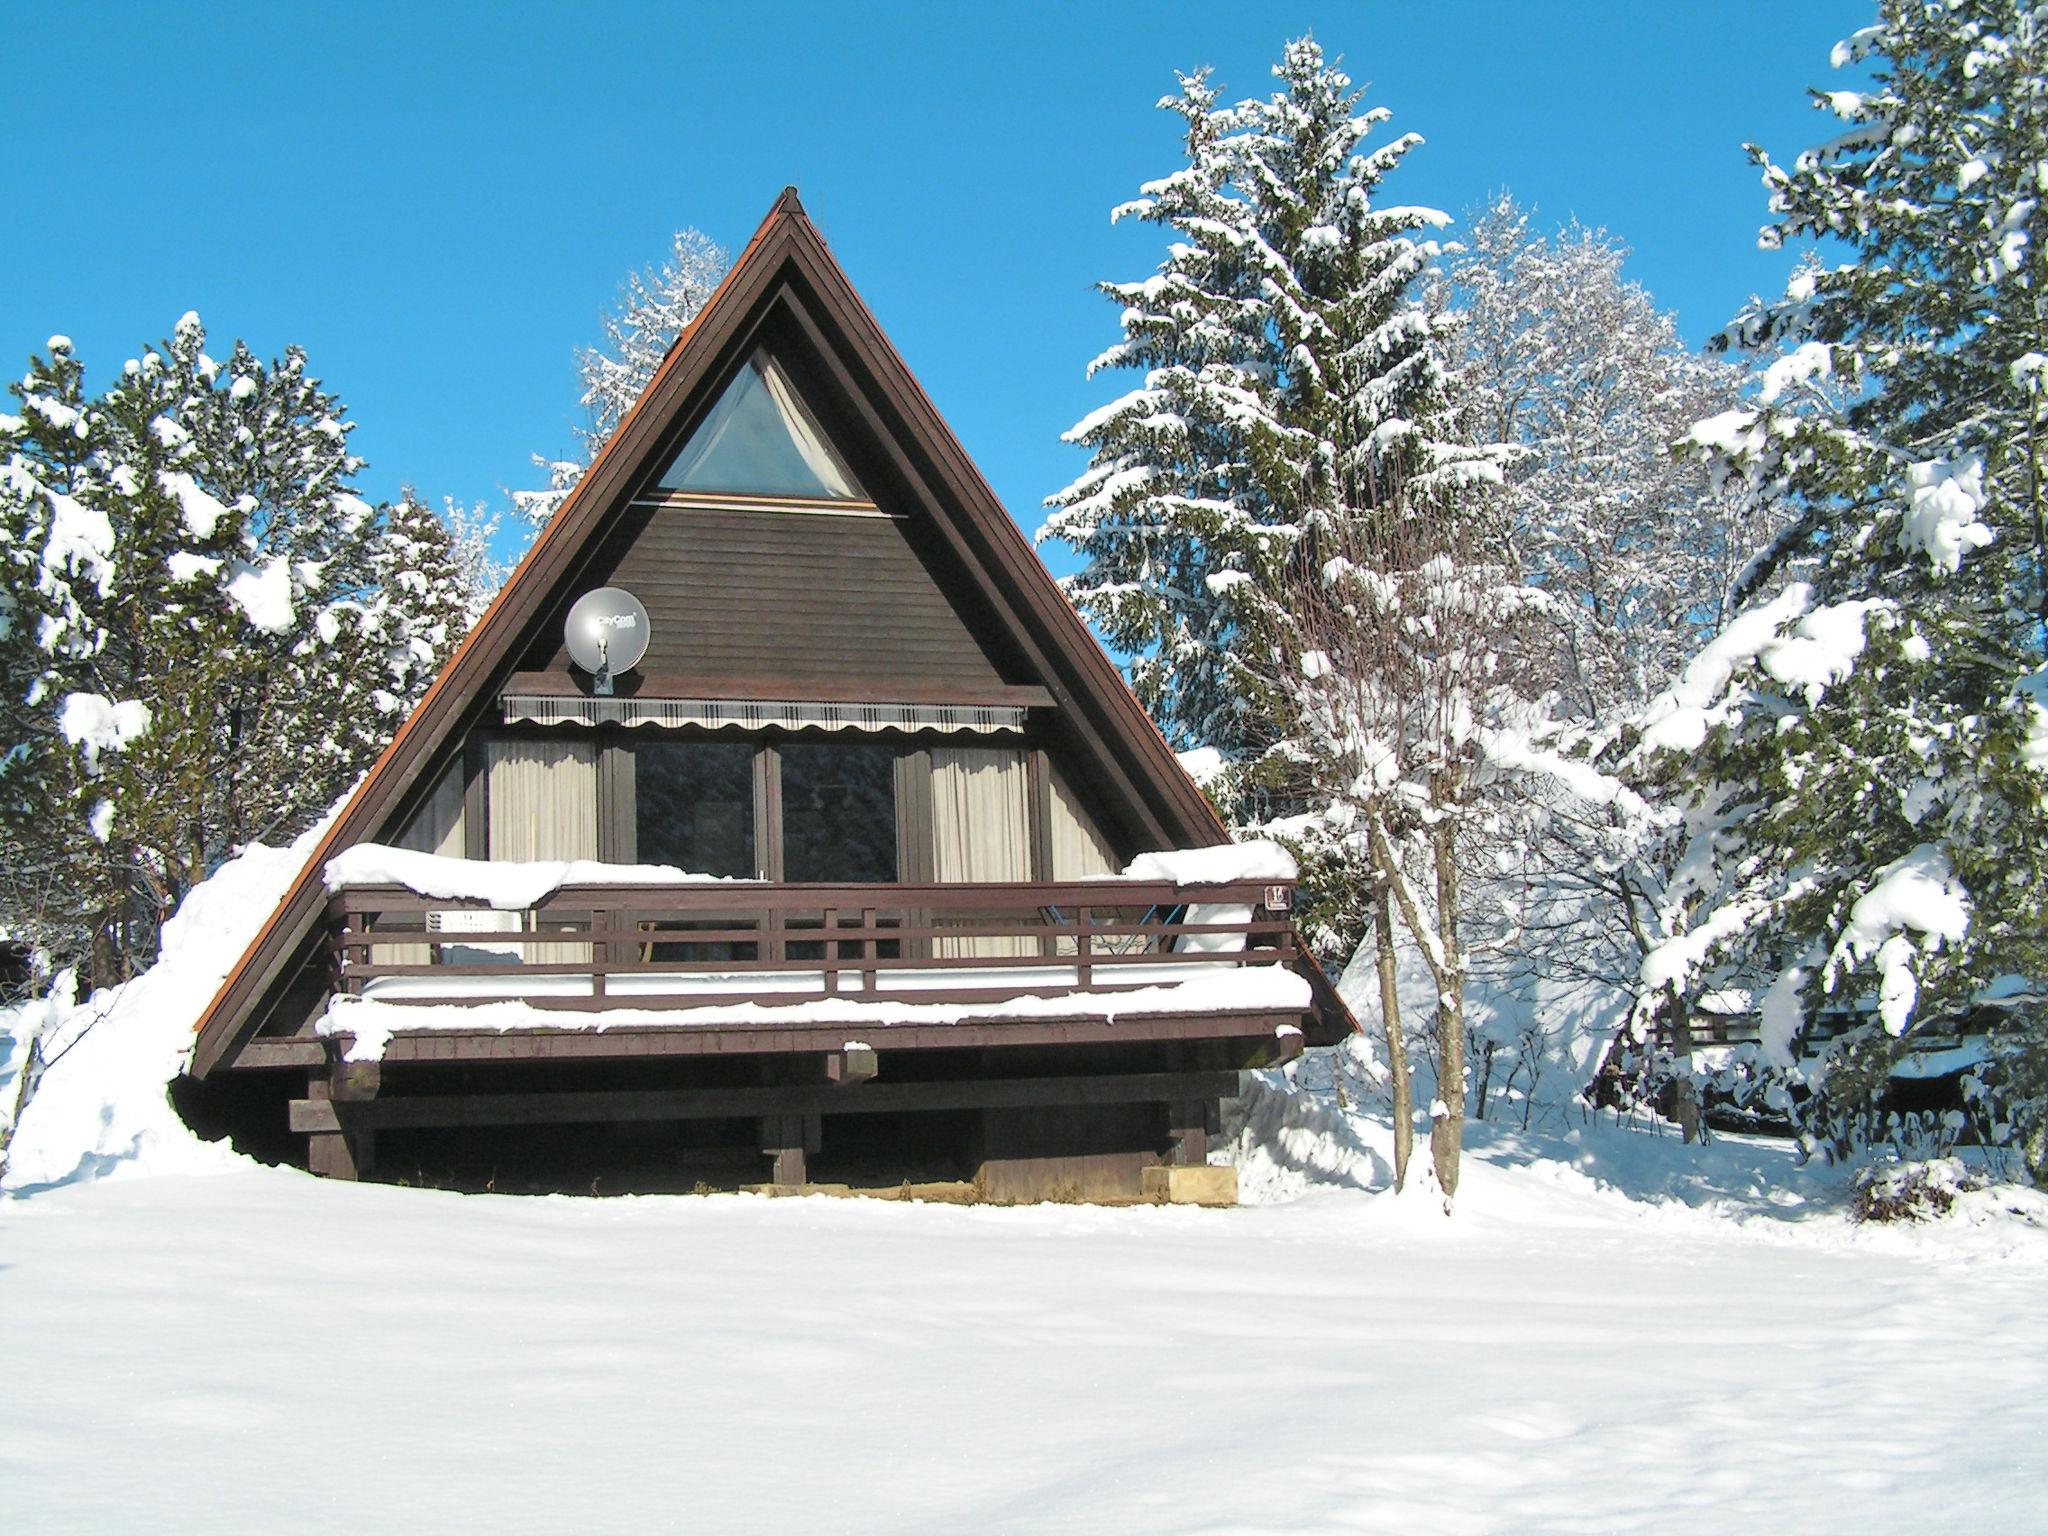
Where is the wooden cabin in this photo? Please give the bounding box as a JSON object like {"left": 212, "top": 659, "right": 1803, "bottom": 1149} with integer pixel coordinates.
{"left": 184, "top": 190, "right": 1349, "bottom": 1200}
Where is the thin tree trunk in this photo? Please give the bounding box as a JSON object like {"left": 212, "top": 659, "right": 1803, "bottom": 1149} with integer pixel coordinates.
{"left": 1373, "top": 882, "right": 1412, "bottom": 1192}
{"left": 1664, "top": 987, "right": 1703, "bottom": 1145}
{"left": 1429, "top": 801, "right": 1465, "bottom": 1200}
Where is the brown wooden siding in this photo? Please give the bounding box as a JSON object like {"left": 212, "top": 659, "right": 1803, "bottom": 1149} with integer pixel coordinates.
{"left": 519, "top": 500, "right": 1013, "bottom": 693}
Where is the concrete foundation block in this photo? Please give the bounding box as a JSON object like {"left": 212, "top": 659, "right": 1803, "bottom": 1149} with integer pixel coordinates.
{"left": 1141, "top": 1164, "right": 1238, "bottom": 1207}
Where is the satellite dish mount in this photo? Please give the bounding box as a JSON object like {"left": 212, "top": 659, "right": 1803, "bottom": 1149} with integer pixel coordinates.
{"left": 564, "top": 587, "right": 652, "bottom": 698}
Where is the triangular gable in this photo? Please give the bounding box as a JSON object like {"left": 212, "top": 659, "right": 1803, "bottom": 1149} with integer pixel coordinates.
{"left": 188, "top": 187, "right": 1328, "bottom": 1077}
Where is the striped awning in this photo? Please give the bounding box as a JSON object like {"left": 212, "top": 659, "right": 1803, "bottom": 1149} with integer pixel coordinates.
{"left": 500, "top": 694, "right": 1027, "bottom": 735}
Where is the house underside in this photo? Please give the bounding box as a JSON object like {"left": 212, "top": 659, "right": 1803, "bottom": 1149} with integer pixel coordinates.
{"left": 183, "top": 190, "right": 1348, "bottom": 1200}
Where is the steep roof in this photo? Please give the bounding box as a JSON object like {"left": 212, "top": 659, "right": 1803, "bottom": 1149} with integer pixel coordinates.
{"left": 188, "top": 188, "right": 1352, "bottom": 1076}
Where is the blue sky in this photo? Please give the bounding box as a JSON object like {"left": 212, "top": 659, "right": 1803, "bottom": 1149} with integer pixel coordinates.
{"left": 3, "top": 2, "right": 1873, "bottom": 557}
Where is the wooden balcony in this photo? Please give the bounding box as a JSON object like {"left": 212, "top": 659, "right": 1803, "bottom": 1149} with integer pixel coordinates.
{"left": 329, "top": 876, "right": 1302, "bottom": 1013}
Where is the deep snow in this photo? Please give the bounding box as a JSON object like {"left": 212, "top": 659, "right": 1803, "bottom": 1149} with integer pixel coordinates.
{"left": 2, "top": 1116, "right": 2043, "bottom": 1535}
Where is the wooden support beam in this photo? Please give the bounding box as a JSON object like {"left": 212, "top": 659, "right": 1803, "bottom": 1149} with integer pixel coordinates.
{"left": 361, "top": 1012, "right": 1303, "bottom": 1065}
{"left": 1168, "top": 1099, "right": 1209, "bottom": 1168}
{"left": 286, "top": 1069, "right": 1243, "bottom": 1133}
{"left": 301, "top": 1075, "right": 359, "bottom": 1181}
{"left": 760, "top": 1112, "right": 815, "bottom": 1187}
{"left": 300, "top": 1057, "right": 380, "bottom": 1179}
{"left": 825, "top": 1045, "right": 879, "bottom": 1084}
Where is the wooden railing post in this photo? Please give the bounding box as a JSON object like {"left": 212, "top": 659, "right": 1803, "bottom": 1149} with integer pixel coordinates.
{"left": 822, "top": 907, "right": 839, "bottom": 994}
{"left": 1078, "top": 906, "right": 1093, "bottom": 990}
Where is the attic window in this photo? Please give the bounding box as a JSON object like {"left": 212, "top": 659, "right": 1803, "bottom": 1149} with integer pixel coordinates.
{"left": 657, "top": 349, "right": 865, "bottom": 501}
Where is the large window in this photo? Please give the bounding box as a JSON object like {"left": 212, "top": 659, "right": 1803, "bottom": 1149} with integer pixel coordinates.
{"left": 632, "top": 741, "right": 754, "bottom": 879}
{"left": 778, "top": 743, "right": 898, "bottom": 883}
{"left": 478, "top": 735, "right": 1112, "bottom": 886}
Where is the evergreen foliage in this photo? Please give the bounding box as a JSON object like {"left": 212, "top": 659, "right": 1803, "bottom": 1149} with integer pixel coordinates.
{"left": 1042, "top": 40, "right": 1495, "bottom": 769}
{"left": 0, "top": 319, "right": 468, "bottom": 984}
{"left": 1636, "top": 0, "right": 2048, "bottom": 1175}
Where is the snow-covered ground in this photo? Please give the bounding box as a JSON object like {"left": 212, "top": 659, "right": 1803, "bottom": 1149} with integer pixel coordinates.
{"left": 4, "top": 1107, "right": 2044, "bottom": 1535}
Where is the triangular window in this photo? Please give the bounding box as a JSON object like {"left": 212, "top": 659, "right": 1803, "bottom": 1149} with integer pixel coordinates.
{"left": 657, "top": 349, "right": 865, "bottom": 500}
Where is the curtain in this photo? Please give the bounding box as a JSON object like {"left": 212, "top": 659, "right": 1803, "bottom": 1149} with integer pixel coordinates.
{"left": 384, "top": 761, "right": 467, "bottom": 966}
{"left": 757, "top": 355, "right": 861, "bottom": 499}
{"left": 658, "top": 357, "right": 751, "bottom": 490}
{"left": 488, "top": 738, "right": 598, "bottom": 963}
{"left": 1047, "top": 765, "right": 1118, "bottom": 878}
{"left": 1047, "top": 763, "right": 1128, "bottom": 956}
{"left": 930, "top": 747, "right": 1032, "bottom": 957}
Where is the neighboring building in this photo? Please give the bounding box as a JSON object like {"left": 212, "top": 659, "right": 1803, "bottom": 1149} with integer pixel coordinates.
{"left": 185, "top": 190, "right": 1348, "bottom": 1200}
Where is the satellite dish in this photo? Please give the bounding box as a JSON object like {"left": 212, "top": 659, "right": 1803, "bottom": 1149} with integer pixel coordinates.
{"left": 564, "top": 587, "right": 651, "bottom": 696}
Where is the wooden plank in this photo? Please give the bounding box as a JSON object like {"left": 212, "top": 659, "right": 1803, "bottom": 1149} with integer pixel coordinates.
{"left": 228, "top": 1038, "right": 327, "bottom": 1070}
{"left": 289, "top": 1070, "right": 1243, "bottom": 1132}
{"left": 357, "top": 1012, "right": 1303, "bottom": 1064}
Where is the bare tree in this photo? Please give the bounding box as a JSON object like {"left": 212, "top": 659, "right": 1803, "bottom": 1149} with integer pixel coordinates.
{"left": 1270, "top": 479, "right": 1555, "bottom": 1201}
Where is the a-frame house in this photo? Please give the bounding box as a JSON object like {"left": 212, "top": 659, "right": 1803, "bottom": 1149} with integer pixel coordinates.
{"left": 186, "top": 190, "right": 1348, "bottom": 1201}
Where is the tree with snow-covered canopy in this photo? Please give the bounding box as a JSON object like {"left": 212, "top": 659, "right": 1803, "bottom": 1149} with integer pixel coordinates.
{"left": 1045, "top": 38, "right": 1510, "bottom": 1195}
{"left": 0, "top": 318, "right": 468, "bottom": 984}
{"left": 1635, "top": 0, "right": 2048, "bottom": 1176}
{"left": 1042, "top": 40, "right": 1496, "bottom": 773}
{"left": 1430, "top": 199, "right": 1775, "bottom": 1124}
{"left": 1445, "top": 196, "right": 1768, "bottom": 719}
{"left": 513, "top": 228, "right": 730, "bottom": 528}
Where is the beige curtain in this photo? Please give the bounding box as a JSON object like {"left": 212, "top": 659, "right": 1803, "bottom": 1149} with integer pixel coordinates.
{"left": 757, "top": 354, "right": 862, "bottom": 498}
{"left": 930, "top": 747, "right": 1031, "bottom": 957}
{"left": 1047, "top": 764, "right": 1128, "bottom": 956}
{"left": 384, "top": 762, "right": 467, "bottom": 966}
{"left": 488, "top": 738, "right": 599, "bottom": 963}
{"left": 1048, "top": 765, "right": 1118, "bottom": 878}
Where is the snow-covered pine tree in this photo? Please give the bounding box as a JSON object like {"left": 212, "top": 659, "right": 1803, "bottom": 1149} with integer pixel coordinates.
{"left": 514, "top": 229, "right": 730, "bottom": 528}
{"left": 1044, "top": 42, "right": 1491, "bottom": 774}
{"left": 1638, "top": 0, "right": 2048, "bottom": 1175}
{"left": 0, "top": 318, "right": 466, "bottom": 982}
{"left": 1048, "top": 39, "right": 1505, "bottom": 1196}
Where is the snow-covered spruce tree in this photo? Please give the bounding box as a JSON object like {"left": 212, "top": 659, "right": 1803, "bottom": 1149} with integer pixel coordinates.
{"left": 514, "top": 229, "right": 730, "bottom": 528}
{"left": 1432, "top": 199, "right": 1775, "bottom": 1122}
{"left": 0, "top": 319, "right": 464, "bottom": 982}
{"left": 1044, "top": 41, "right": 1497, "bottom": 975}
{"left": 1044, "top": 42, "right": 1492, "bottom": 768}
{"left": 1636, "top": 1, "right": 2048, "bottom": 1176}
{"left": 1044, "top": 42, "right": 1504, "bottom": 1193}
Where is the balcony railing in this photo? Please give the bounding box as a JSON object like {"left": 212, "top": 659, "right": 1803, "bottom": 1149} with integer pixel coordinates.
{"left": 329, "top": 877, "right": 1299, "bottom": 1013}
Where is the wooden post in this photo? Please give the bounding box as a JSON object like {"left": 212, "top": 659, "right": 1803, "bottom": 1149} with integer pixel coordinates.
{"left": 1169, "top": 1099, "right": 1208, "bottom": 1167}
{"left": 305, "top": 1058, "right": 380, "bottom": 1180}
{"left": 759, "top": 1112, "right": 818, "bottom": 1187}
{"left": 303, "top": 1074, "right": 354, "bottom": 1180}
